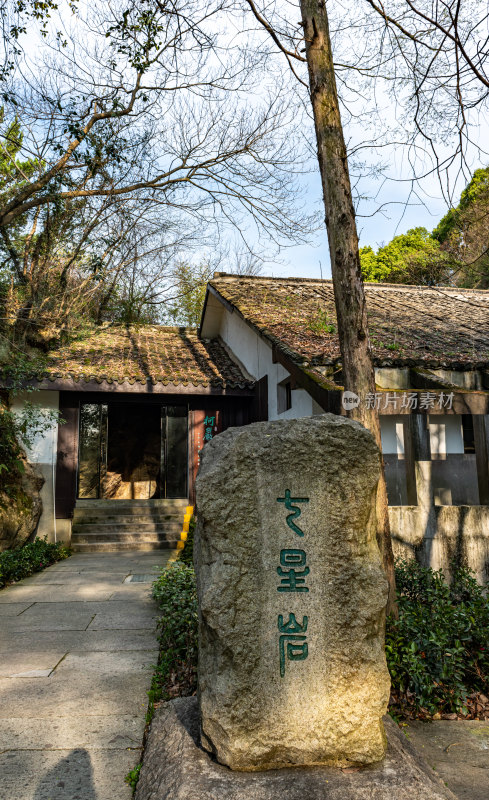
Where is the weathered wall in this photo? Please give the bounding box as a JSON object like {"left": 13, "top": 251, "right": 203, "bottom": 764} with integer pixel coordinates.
{"left": 389, "top": 505, "right": 489, "bottom": 582}
{"left": 11, "top": 390, "right": 59, "bottom": 543}
{"left": 0, "top": 451, "right": 44, "bottom": 551}
{"left": 219, "top": 308, "right": 314, "bottom": 420}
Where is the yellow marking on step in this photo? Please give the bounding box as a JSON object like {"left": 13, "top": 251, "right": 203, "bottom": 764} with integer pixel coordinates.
{"left": 168, "top": 505, "right": 194, "bottom": 561}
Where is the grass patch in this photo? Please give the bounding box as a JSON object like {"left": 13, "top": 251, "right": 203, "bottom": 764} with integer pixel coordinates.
{"left": 124, "top": 763, "right": 142, "bottom": 793}
{"left": 308, "top": 308, "right": 336, "bottom": 335}
{"left": 0, "top": 536, "right": 71, "bottom": 589}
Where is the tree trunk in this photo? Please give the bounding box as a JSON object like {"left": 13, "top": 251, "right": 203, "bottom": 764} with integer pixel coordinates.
{"left": 299, "top": 0, "right": 397, "bottom": 615}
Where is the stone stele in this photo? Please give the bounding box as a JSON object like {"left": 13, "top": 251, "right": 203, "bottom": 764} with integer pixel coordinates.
{"left": 194, "top": 414, "right": 391, "bottom": 772}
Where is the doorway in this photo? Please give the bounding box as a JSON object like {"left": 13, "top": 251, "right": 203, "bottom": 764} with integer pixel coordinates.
{"left": 77, "top": 403, "right": 188, "bottom": 500}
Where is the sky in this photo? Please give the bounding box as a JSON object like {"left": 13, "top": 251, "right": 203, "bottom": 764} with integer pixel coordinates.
{"left": 12, "top": 0, "right": 489, "bottom": 284}
{"left": 271, "top": 167, "right": 451, "bottom": 280}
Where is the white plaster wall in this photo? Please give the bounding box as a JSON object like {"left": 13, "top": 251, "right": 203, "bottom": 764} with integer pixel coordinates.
{"left": 380, "top": 416, "right": 405, "bottom": 456}
{"left": 11, "top": 390, "right": 59, "bottom": 542}
{"left": 428, "top": 414, "right": 464, "bottom": 456}
{"left": 219, "top": 309, "right": 313, "bottom": 420}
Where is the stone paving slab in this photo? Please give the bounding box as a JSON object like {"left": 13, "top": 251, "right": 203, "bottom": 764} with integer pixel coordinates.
{"left": 1, "top": 603, "right": 97, "bottom": 631}
{"left": 0, "top": 549, "right": 174, "bottom": 800}
{"left": 0, "top": 584, "right": 116, "bottom": 602}
{"left": 0, "top": 650, "right": 66, "bottom": 678}
{"left": 0, "top": 628, "right": 158, "bottom": 653}
{"left": 0, "top": 714, "right": 145, "bottom": 750}
{"left": 0, "top": 748, "right": 136, "bottom": 800}
{"left": 0, "top": 601, "right": 34, "bottom": 615}
{"left": 405, "top": 720, "right": 489, "bottom": 800}
{"left": 21, "top": 572, "right": 128, "bottom": 585}
{"left": 53, "top": 648, "right": 157, "bottom": 677}
{"left": 108, "top": 585, "right": 160, "bottom": 601}
{"left": 0, "top": 672, "right": 151, "bottom": 717}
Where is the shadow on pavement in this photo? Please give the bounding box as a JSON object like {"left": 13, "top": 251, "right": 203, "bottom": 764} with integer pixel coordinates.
{"left": 33, "top": 748, "right": 97, "bottom": 800}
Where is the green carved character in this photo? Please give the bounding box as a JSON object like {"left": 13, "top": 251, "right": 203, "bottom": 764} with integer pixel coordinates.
{"left": 278, "top": 613, "right": 309, "bottom": 677}
{"left": 276, "top": 489, "right": 309, "bottom": 536}
{"left": 277, "top": 549, "right": 310, "bottom": 592}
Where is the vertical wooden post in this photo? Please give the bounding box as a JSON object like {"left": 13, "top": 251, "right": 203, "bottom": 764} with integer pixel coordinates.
{"left": 474, "top": 415, "right": 489, "bottom": 505}
{"left": 55, "top": 394, "right": 79, "bottom": 519}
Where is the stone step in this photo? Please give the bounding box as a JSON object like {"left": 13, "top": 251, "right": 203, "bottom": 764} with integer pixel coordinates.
{"left": 75, "top": 499, "right": 189, "bottom": 510}
{"left": 71, "top": 541, "right": 175, "bottom": 553}
{"left": 72, "top": 521, "right": 182, "bottom": 535}
{"left": 72, "top": 512, "right": 184, "bottom": 524}
{"left": 71, "top": 531, "right": 180, "bottom": 544}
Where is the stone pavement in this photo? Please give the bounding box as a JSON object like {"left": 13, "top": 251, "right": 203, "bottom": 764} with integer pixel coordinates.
{"left": 0, "top": 550, "right": 174, "bottom": 800}
{"left": 405, "top": 719, "right": 489, "bottom": 800}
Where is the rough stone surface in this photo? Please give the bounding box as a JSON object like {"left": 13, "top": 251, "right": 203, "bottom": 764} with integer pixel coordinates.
{"left": 0, "top": 452, "right": 43, "bottom": 551}
{"left": 195, "top": 415, "right": 390, "bottom": 771}
{"left": 135, "top": 697, "right": 457, "bottom": 800}
{"left": 405, "top": 719, "right": 489, "bottom": 800}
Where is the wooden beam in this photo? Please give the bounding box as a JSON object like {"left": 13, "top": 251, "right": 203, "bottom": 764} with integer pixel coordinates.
{"left": 474, "top": 415, "right": 489, "bottom": 505}
{"left": 403, "top": 416, "right": 418, "bottom": 505}
{"left": 55, "top": 395, "right": 79, "bottom": 519}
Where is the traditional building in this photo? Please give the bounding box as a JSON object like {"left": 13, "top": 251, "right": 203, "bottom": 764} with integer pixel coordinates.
{"left": 8, "top": 325, "right": 255, "bottom": 551}
{"left": 200, "top": 274, "right": 489, "bottom": 580}
{"left": 6, "top": 274, "right": 489, "bottom": 578}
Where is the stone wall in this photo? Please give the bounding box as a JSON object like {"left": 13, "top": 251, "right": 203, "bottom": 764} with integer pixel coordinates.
{"left": 10, "top": 390, "right": 59, "bottom": 543}
{"left": 389, "top": 505, "right": 489, "bottom": 582}
{"left": 0, "top": 452, "right": 44, "bottom": 551}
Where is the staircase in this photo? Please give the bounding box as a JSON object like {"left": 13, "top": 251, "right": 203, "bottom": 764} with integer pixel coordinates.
{"left": 71, "top": 499, "right": 190, "bottom": 553}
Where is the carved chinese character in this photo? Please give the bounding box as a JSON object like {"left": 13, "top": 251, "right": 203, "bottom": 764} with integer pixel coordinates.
{"left": 277, "top": 549, "right": 310, "bottom": 592}
{"left": 204, "top": 427, "right": 213, "bottom": 441}
{"left": 278, "top": 613, "right": 308, "bottom": 677}
{"left": 276, "top": 489, "right": 309, "bottom": 536}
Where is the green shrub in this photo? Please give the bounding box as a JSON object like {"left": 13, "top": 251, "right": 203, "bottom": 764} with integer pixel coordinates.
{"left": 386, "top": 559, "right": 489, "bottom": 716}
{"left": 0, "top": 537, "right": 71, "bottom": 588}
{"left": 149, "top": 562, "right": 198, "bottom": 718}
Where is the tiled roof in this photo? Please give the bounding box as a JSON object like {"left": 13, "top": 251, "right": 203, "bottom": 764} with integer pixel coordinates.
{"left": 208, "top": 275, "right": 489, "bottom": 375}
{"left": 34, "top": 326, "right": 253, "bottom": 388}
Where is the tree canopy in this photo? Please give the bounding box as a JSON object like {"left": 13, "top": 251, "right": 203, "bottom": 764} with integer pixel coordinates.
{"left": 360, "top": 167, "right": 489, "bottom": 288}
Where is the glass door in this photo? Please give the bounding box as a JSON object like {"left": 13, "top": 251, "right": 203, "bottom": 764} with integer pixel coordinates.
{"left": 77, "top": 403, "right": 108, "bottom": 499}
{"left": 161, "top": 406, "right": 188, "bottom": 498}
{"left": 77, "top": 402, "right": 188, "bottom": 499}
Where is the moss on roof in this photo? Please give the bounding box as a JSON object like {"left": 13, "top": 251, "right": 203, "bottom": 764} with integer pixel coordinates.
{"left": 36, "top": 325, "right": 252, "bottom": 388}
{"left": 209, "top": 275, "right": 489, "bottom": 375}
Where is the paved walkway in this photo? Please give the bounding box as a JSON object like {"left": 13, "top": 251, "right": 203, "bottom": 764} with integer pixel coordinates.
{"left": 0, "top": 550, "right": 174, "bottom": 800}
{"left": 405, "top": 719, "right": 489, "bottom": 800}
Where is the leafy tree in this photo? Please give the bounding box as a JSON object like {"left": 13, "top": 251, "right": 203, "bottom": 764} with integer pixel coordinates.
{"left": 360, "top": 228, "right": 453, "bottom": 285}
{"left": 433, "top": 167, "right": 489, "bottom": 289}
{"left": 164, "top": 262, "right": 210, "bottom": 328}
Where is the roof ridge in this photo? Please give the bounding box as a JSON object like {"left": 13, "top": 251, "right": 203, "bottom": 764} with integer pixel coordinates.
{"left": 211, "top": 274, "right": 489, "bottom": 294}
